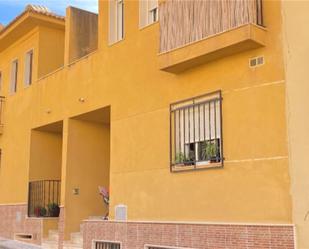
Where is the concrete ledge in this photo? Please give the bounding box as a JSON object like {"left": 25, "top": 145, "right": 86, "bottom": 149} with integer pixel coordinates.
{"left": 0, "top": 238, "right": 41, "bottom": 249}
{"left": 158, "top": 24, "right": 267, "bottom": 73}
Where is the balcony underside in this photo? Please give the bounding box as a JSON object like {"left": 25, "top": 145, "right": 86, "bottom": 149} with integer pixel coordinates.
{"left": 158, "top": 24, "right": 267, "bottom": 74}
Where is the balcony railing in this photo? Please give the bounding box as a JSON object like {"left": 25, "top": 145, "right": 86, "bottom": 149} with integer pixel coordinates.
{"left": 28, "top": 180, "right": 61, "bottom": 218}
{"left": 159, "top": 0, "right": 263, "bottom": 53}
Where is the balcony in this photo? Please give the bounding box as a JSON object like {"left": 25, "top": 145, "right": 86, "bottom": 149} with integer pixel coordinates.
{"left": 28, "top": 180, "right": 61, "bottom": 217}
{"left": 158, "top": 0, "right": 266, "bottom": 73}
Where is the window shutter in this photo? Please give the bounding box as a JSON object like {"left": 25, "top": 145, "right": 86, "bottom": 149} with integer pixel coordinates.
{"left": 24, "top": 51, "right": 33, "bottom": 86}
{"left": 117, "top": 0, "right": 124, "bottom": 40}
{"left": 109, "top": 0, "right": 116, "bottom": 44}
{"left": 139, "top": 0, "right": 148, "bottom": 28}
{"left": 10, "top": 61, "right": 18, "bottom": 94}
{"left": 148, "top": 0, "right": 158, "bottom": 11}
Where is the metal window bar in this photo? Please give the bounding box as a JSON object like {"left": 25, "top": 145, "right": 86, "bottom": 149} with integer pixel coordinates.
{"left": 95, "top": 242, "right": 121, "bottom": 249}
{"left": 28, "top": 180, "right": 61, "bottom": 217}
{"left": 170, "top": 91, "right": 223, "bottom": 170}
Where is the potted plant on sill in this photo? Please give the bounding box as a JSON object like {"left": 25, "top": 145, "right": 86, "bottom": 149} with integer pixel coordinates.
{"left": 205, "top": 141, "right": 219, "bottom": 163}
{"left": 34, "top": 206, "right": 47, "bottom": 217}
{"left": 47, "top": 203, "right": 60, "bottom": 217}
{"left": 175, "top": 151, "right": 195, "bottom": 166}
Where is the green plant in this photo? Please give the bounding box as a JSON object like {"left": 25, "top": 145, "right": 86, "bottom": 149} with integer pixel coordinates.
{"left": 47, "top": 203, "right": 60, "bottom": 217}
{"left": 175, "top": 152, "right": 186, "bottom": 164}
{"left": 204, "top": 141, "right": 218, "bottom": 161}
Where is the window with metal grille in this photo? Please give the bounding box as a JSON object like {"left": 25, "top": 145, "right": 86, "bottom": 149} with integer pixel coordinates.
{"left": 94, "top": 241, "right": 121, "bottom": 249}
{"left": 170, "top": 91, "right": 223, "bottom": 171}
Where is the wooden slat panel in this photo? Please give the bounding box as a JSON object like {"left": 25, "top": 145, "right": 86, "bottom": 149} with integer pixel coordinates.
{"left": 159, "top": 0, "right": 262, "bottom": 53}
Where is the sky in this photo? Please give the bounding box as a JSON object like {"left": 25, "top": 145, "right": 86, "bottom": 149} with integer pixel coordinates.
{"left": 0, "top": 0, "right": 98, "bottom": 25}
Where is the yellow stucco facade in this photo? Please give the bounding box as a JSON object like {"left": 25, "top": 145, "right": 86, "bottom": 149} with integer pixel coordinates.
{"left": 0, "top": 0, "right": 303, "bottom": 247}
{"left": 282, "top": 1, "right": 309, "bottom": 249}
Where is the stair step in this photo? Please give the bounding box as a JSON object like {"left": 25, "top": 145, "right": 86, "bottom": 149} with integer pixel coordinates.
{"left": 48, "top": 230, "right": 59, "bottom": 241}
{"left": 42, "top": 239, "right": 59, "bottom": 249}
{"left": 63, "top": 241, "right": 83, "bottom": 249}
{"left": 70, "top": 232, "right": 83, "bottom": 245}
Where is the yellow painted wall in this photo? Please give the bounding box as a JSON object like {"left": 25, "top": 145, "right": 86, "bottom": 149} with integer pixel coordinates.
{"left": 65, "top": 7, "right": 98, "bottom": 64}
{"left": 29, "top": 130, "right": 62, "bottom": 181}
{"left": 38, "top": 26, "right": 65, "bottom": 78}
{"left": 0, "top": 0, "right": 293, "bottom": 238}
{"left": 64, "top": 119, "right": 110, "bottom": 236}
{"left": 282, "top": 1, "right": 309, "bottom": 248}
{"left": 42, "top": 219, "right": 59, "bottom": 237}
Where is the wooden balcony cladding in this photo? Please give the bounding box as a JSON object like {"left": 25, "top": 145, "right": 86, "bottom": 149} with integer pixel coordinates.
{"left": 159, "top": 0, "right": 263, "bottom": 53}
{"left": 158, "top": 0, "right": 265, "bottom": 73}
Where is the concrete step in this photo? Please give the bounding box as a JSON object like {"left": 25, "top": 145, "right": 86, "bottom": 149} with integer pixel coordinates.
{"left": 70, "top": 233, "right": 83, "bottom": 245}
{"left": 42, "top": 239, "right": 58, "bottom": 249}
{"left": 48, "top": 230, "right": 59, "bottom": 241}
{"left": 63, "top": 241, "right": 83, "bottom": 249}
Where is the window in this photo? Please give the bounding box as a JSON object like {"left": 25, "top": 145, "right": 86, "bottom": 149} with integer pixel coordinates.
{"left": 139, "top": 0, "right": 158, "bottom": 28}
{"left": 10, "top": 60, "right": 18, "bottom": 94}
{"left": 170, "top": 91, "right": 223, "bottom": 171}
{"left": 109, "top": 0, "right": 124, "bottom": 44}
{"left": 25, "top": 50, "right": 33, "bottom": 86}
{"left": 94, "top": 241, "right": 120, "bottom": 249}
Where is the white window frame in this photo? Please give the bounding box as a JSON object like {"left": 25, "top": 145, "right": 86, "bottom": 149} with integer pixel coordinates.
{"left": 109, "top": 0, "right": 124, "bottom": 45}
{"left": 10, "top": 59, "right": 18, "bottom": 94}
{"left": 139, "top": 0, "right": 159, "bottom": 29}
{"left": 24, "top": 49, "right": 34, "bottom": 87}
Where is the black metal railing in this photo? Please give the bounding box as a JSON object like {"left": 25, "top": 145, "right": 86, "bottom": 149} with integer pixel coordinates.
{"left": 170, "top": 91, "right": 223, "bottom": 171}
{"left": 95, "top": 241, "right": 120, "bottom": 249}
{"left": 28, "top": 180, "right": 61, "bottom": 217}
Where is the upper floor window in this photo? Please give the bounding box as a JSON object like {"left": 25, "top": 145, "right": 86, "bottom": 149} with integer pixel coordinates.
{"left": 170, "top": 91, "right": 223, "bottom": 172}
{"left": 139, "top": 0, "right": 158, "bottom": 28}
{"left": 109, "top": 0, "right": 124, "bottom": 44}
{"left": 24, "top": 49, "right": 33, "bottom": 87}
{"left": 10, "top": 59, "right": 18, "bottom": 94}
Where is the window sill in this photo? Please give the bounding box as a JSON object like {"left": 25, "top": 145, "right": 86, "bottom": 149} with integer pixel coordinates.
{"left": 171, "top": 162, "right": 223, "bottom": 173}
{"left": 139, "top": 21, "right": 158, "bottom": 31}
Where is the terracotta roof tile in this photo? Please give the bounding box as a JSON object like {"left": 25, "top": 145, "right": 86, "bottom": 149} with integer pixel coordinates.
{"left": 0, "top": 5, "right": 64, "bottom": 36}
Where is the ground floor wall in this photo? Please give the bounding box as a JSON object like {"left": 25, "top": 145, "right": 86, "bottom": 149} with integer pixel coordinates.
{"left": 0, "top": 204, "right": 59, "bottom": 245}
{"left": 0, "top": 204, "right": 42, "bottom": 244}
{"left": 82, "top": 220, "right": 295, "bottom": 249}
